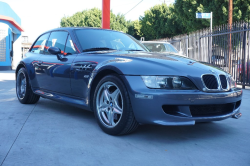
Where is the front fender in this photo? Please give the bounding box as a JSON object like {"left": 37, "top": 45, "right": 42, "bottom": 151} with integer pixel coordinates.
{"left": 16, "top": 58, "right": 39, "bottom": 89}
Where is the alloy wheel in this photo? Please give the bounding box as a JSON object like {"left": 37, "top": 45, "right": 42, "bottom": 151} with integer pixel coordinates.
{"left": 96, "top": 82, "right": 123, "bottom": 128}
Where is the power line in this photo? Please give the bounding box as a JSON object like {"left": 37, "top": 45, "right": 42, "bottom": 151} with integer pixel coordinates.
{"left": 124, "top": 0, "right": 143, "bottom": 16}
{"left": 112, "top": 2, "right": 137, "bottom": 7}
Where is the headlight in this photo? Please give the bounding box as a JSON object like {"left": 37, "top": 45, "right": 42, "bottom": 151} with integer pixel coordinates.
{"left": 229, "top": 76, "right": 237, "bottom": 89}
{"left": 141, "top": 76, "right": 197, "bottom": 89}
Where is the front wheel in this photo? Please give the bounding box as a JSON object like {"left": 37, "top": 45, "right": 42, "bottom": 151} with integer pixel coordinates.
{"left": 93, "top": 75, "right": 139, "bottom": 135}
{"left": 16, "top": 67, "right": 40, "bottom": 104}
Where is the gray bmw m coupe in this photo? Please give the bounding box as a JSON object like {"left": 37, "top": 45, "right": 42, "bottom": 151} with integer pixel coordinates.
{"left": 16, "top": 27, "right": 242, "bottom": 135}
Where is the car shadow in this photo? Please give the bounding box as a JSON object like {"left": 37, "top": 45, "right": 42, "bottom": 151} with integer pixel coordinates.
{"left": 36, "top": 98, "right": 237, "bottom": 143}
{"left": 36, "top": 98, "right": 95, "bottom": 120}
{"left": 134, "top": 122, "right": 233, "bottom": 141}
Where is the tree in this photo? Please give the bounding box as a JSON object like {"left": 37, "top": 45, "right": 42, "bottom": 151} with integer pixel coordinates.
{"left": 174, "top": 0, "right": 250, "bottom": 33}
{"left": 127, "top": 20, "right": 141, "bottom": 39}
{"left": 60, "top": 8, "right": 102, "bottom": 27}
{"left": 110, "top": 13, "right": 128, "bottom": 33}
{"left": 139, "top": 4, "right": 185, "bottom": 40}
{"left": 60, "top": 8, "right": 128, "bottom": 33}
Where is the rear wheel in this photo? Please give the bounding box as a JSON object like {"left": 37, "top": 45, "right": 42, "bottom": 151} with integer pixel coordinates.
{"left": 93, "top": 74, "right": 139, "bottom": 135}
{"left": 16, "top": 67, "right": 40, "bottom": 104}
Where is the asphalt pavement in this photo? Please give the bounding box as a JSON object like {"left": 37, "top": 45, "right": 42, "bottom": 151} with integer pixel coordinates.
{"left": 0, "top": 70, "right": 250, "bottom": 166}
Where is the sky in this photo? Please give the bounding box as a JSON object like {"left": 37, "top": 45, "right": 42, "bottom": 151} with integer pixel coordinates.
{"left": 1, "top": 0, "right": 175, "bottom": 42}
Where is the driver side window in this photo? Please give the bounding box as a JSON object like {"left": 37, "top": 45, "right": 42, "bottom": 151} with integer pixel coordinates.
{"left": 45, "top": 31, "right": 68, "bottom": 55}
{"left": 30, "top": 33, "right": 50, "bottom": 54}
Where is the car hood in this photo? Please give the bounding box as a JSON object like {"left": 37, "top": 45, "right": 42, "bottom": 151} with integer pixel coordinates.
{"left": 97, "top": 51, "right": 227, "bottom": 77}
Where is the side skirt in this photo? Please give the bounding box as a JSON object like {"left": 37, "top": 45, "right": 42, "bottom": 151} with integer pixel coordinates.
{"left": 33, "top": 89, "right": 92, "bottom": 111}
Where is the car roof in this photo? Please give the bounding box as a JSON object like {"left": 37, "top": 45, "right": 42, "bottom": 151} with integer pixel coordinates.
{"left": 42, "top": 27, "right": 123, "bottom": 34}
{"left": 141, "top": 41, "right": 171, "bottom": 44}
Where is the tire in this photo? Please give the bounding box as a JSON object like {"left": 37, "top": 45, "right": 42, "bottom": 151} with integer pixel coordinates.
{"left": 16, "top": 67, "right": 40, "bottom": 104}
{"left": 93, "top": 74, "right": 139, "bottom": 135}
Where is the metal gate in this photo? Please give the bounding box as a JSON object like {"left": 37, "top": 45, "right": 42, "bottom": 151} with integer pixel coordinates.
{"left": 156, "top": 21, "right": 250, "bottom": 88}
{"left": 199, "top": 23, "right": 250, "bottom": 88}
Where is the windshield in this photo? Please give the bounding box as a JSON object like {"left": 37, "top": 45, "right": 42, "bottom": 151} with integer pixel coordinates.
{"left": 75, "top": 29, "right": 148, "bottom": 52}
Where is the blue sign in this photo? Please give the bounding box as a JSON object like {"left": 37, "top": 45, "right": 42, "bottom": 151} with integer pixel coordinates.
{"left": 196, "top": 13, "right": 211, "bottom": 19}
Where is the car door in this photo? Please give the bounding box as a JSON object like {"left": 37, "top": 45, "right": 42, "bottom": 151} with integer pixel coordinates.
{"left": 35, "top": 31, "right": 77, "bottom": 95}
{"left": 28, "top": 33, "right": 50, "bottom": 88}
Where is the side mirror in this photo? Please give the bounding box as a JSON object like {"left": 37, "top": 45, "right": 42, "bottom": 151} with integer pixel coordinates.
{"left": 48, "top": 47, "right": 61, "bottom": 55}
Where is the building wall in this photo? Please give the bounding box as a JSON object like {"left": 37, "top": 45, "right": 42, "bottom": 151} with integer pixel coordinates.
{"left": 13, "top": 33, "right": 21, "bottom": 69}
{"left": 0, "top": 22, "right": 12, "bottom": 70}
{"left": 0, "top": 21, "right": 22, "bottom": 70}
{"left": 0, "top": 2, "right": 22, "bottom": 70}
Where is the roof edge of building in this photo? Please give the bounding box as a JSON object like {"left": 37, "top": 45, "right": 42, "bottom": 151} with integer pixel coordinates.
{"left": 0, "top": 15, "right": 24, "bottom": 32}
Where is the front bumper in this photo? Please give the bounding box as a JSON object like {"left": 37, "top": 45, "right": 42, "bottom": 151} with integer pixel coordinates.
{"left": 124, "top": 76, "right": 243, "bottom": 125}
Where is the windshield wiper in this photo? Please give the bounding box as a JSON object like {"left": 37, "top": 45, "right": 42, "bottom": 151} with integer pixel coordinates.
{"left": 125, "top": 49, "right": 144, "bottom": 51}
{"left": 82, "top": 47, "right": 116, "bottom": 52}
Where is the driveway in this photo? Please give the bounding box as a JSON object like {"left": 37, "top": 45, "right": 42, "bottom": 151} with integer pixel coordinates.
{"left": 0, "top": 71, "right": 250, "bottom": 166}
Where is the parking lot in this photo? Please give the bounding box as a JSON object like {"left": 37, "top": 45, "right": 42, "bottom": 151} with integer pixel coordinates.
{"left": 0, "top": 70, "right": 250, "bottom": 166}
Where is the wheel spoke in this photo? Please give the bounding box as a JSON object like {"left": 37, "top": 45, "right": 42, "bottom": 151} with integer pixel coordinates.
{"left": 99, "top": 89, "right": 109, "bottom": 113}
{"left": 111, "top": 89, "right": 119, "bottom": 100}
{"left": 99, "top": 93, "right": 105, "bottom": 106}
{"left": 113, "top": 91, "right": 123, "bottom": 114}
{"left": 98, "top": 103, "right": 109, "bottom": 113}
{"left": 104, "top": 87, "right": 110, "bottom": 102}
{"left": 113, "top": 106, "right": 122, "bottom": 114}
{"left": 108, "top": 110, "right": 115, "bottom": 126}
{"left": 101, "top": 112, "right": 110, "bottom": 124}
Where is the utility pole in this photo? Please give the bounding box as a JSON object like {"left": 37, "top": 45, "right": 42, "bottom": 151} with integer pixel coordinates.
{"left": 228, "top": 0, "right": 233, "bottom": 25}
{"left": 228, "top": 0, "right": 233, "bottom": 74}
{"left": 102, "top": 0, "right": 110, "bottom": 29}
